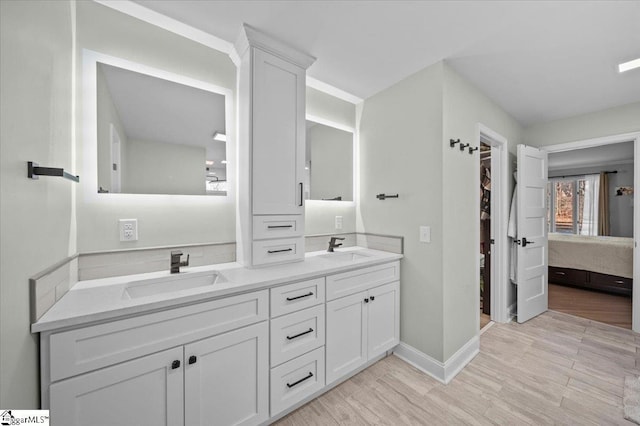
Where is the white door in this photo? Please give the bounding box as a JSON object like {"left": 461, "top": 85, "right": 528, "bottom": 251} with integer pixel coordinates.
{"left": 184, "top": 322, "right": 269, "bottom": 426}
{"left": 325, "top": 291, "right": 368, "bottom": 384}
{"left": 110, "top": 123, "right": 122, "bottom": 193}
{"left": 367, "top": 282, "right": 400, "bottom": 358}
{"left": 252, "top": 48, "right": 305, "bottom": 215}
{"left": 50, "top": 347, "right": 184, "bottom": 426}
{"left": 516, "top": 144, "right": 549, "bottom": 323}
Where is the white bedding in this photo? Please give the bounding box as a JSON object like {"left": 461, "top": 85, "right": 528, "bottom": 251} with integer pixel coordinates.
{"left": 548, "top": 233, "right": 633, "bottom": 279}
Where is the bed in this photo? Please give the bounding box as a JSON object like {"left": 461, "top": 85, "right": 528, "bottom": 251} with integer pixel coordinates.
{"left": 548, "top": 233, "right": 633, "bottom": 296}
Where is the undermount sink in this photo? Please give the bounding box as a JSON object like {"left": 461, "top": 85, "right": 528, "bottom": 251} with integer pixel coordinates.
{"left": 317, "top": 251, "right": 370, "bottom": 262}
{"left": 124, "top": 271, "right": 225, "bottom": 299}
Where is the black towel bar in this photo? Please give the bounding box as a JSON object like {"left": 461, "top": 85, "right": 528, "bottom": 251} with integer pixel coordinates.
{"left": 28, "top": 162, "right": 79, "bottom": 183}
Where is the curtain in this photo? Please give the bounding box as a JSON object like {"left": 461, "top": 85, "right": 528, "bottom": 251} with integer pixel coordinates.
{"left": 598, "top": 172, "right": 610, "bottom": 236}
{"left": 580, "top": 174, "right": 600, "bottom": 236}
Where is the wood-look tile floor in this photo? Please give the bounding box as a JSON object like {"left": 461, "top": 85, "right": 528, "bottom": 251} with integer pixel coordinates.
{"left": 480, "top": 312, "right": 491, "bottom": 330}
{"left": 274, "top": 311, "right": 638, "bottom": 425}
{"left": 549, "top": 283, "right": 632, "bottom": 329}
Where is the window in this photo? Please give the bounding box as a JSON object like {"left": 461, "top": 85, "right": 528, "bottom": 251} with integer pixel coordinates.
{"left": 547, "top": 175, "right": 599, "bottom": 235}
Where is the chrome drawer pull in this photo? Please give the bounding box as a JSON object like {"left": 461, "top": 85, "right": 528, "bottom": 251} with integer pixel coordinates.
{"left": 286, "top": 328, "right": 314, "bottom": 340}
{"left": 267, "top": 225, "right": 293, "bottom": 229}
{"left": 287, "top": 372, "right": 313, "bottom": 388}
{"left": 615, "top": 280, "right": 626, "bottom": 284}
{"left": 268, "top": 248, "right": 293, "bottom": 254}
{"left": 555, "top": 271, "right": 566, "bottom": 275}
{"left": 286, "top": 292, "right": 313, "bottom": 301}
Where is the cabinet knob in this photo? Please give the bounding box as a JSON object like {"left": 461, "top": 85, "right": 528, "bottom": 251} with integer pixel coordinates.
{"left": 364, "top": 298, "right": 369, "bottom": 303}
{"left": 370, "top": 296, "right": 375, "bottom": 301}
{"left": 171, "top": 360, "right": 181, "bottom": 369}
{"left": 189, "top": 355, "right": 197, "bottom": 365}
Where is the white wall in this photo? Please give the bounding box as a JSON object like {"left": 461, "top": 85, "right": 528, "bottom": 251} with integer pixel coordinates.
{"left": 124, "top": 139, "right": 206, "bottom": 195}
{"left": 524, "top": 102, "right": 640, "bottom": 147}
{"left": 358, "top": 62, "right": 445, "bottom": 360}
{"left": 441, "top": 63, "right": 522, "bottom": 359}
{"left": 0, "top": 0, "right": 74, "bottom": 408}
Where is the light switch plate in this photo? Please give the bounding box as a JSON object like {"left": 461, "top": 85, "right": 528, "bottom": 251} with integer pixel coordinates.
{"left": 419, "top": 226, "right": 431, "bottom": 243}
{"left": 119, "top": 219, "right": 138, "bottom": 242}
{"left": 335, "top": 216, "right": 343, "bottom": 230}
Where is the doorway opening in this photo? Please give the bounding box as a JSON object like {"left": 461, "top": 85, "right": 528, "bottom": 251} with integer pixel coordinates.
{"left": 480, "top": 142, "right": 492, "bottom": 329}
{"left": 546, "top": 141, "right": 634, "bottom": 329}
{"left": 476, "top": 123, "right": 511, "bottom": 331}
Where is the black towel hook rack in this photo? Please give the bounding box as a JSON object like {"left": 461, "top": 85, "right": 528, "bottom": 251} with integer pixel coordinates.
{"left": 376, "top": 193, "right": 399, "bottom": 200}
{"left": 28, "top": 161, "right": 79, "bottom": 183}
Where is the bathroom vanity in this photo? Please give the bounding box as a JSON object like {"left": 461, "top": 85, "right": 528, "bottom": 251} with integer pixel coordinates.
{"left": 32, "top": 248, "right": 401, "bottom": 425}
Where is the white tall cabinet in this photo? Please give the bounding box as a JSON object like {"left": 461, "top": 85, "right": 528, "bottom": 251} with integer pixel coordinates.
{"left": 232, "top": 24, "right": 315, "bottom": 268}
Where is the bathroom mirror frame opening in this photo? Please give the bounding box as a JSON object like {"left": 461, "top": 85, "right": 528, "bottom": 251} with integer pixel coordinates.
{"left": 82, "top": 49, "right": 235, "bottom": 204}
{"left": 305, "top": 114, "right": 356, "bottom": 204}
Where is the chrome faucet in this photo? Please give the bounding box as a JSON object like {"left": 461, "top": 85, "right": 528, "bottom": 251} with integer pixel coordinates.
{"left": 170, "top": 250, "right": 189, "bottom": 274}
{"left": 327, "top": 237, "right": 345, "bottom": 252}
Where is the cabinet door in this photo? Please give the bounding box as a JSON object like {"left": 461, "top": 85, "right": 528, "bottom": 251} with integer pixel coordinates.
{"left": 184, "top": 322, "right": 269, "bottom": 426}
{"left": 325, "top": 291, "right": 367, "bottom": 384}
{"left": 49, "top": 347, "right": 184, "bottom": 426}
{"left": 367, "top": 282, "right": 400, "bottom": 359}
{"left": 252, "top": 47, "right": 305, "bottom": 215}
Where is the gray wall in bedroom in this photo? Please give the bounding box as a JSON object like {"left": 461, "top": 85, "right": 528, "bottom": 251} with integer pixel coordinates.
{"left": 549, "top": 162, "right": 634, "bottom": 237}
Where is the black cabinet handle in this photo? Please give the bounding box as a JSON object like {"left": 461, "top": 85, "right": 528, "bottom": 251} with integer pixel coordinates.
{"left": 286, "top": 328, "right": 314, "bottom": 340}
{"left": 188, "top": 355, "right": 197, "bottom": 365}
{"left": 286, "top": 292, "right": 313, "bottom": 301}
{"left": 268, "top": 248, "right": 293, "bottom": 254}
{"left": 268, "top": 225, "right": 293, "bottom": 229}
{"left": 171, "top": 360, "right": 181, "bottom": 369}
{"left": 287, "top": 372, "right": 313, "bottom": 388}
{"left": 299, "top": 182, "right": 304, "bottom": 206}
{"left": 364, "top": 298, "right": 369, "bottom": 303}
{"left": 370, "top": 296, "right": 375, "bottom": 301}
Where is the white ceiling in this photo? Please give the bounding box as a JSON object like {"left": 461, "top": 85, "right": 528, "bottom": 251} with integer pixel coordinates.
{"left": 548, "top": 141, "right": 634, "bottom": 171}
{"left": 133, "top": 0, "right": 640, "bottom": 126}
{"left": 99, "top": 63, "right": 227, "bottom": 166}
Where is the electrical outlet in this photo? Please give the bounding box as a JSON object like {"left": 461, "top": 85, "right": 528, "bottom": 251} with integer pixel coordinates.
{"left": 335, "top": 216, "right": 343, "bottom": 230}
{"left": 119, "top": 219, "right": 138, "bottom": 242}
{"left": 419, "top": 226, "right": 431, "bottom": 243}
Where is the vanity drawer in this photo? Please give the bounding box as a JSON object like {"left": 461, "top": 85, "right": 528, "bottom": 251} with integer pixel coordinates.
{"left": 270, "top": 278, "right": 325, "bottom": 318}
{"left": 253, "top": 215, "right": 303, "bottom": 240}
{"left": 589, "top": 271, "right": 632, "bottom": 296}
{"left": 253, "top": 237, "right": 304, "bottom": 266}
{"left": 270, "top": 305, "right": 325, "bottom": 367}
{"left": 270, "top": 347, "right": 325, "bottom": 416}
{"left": 49, "top": 290, "right": 268, "bottom": 382}
{"left": 326, "top": 261, "right": 400, "bottom": 301}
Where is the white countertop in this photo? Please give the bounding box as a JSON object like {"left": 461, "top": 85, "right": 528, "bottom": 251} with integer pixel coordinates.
{"left": 32, "top": 247, "right": 402, "bottom": 333}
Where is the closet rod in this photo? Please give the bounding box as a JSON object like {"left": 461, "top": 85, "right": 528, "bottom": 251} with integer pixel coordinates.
{"left": 551, "top": 170, "right": 617, "bottom": 179}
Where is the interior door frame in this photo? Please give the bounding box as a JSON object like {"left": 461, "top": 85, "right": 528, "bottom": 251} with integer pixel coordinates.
{"left": 542, "top": 131, "right": 640, "bottom": 333}
{"left": 476, "top": 123, "right": 510, "bottom": 326}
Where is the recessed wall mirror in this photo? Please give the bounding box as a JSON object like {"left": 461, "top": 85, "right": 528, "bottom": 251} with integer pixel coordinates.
{"left": 95, "top": 62, "right": 228, "bottom": 196}
{"left": 305, "top": 119, "right": 354, "bottom": 201}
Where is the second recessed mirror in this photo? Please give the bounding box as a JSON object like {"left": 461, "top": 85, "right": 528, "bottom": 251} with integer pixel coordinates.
{"left": 305, "top": 119, "right": 354, "bottom": 202}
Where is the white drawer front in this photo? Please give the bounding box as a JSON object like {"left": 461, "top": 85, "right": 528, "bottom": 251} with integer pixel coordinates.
{"left": 252, "top": 237, "right": 304, "bottom": 266}
{"left": 253, "top": 215, "right": 303, "bottom": 240}
{"left": 270, "top": 305, "right": 325, "bottom": 367}
{"left": 326, "top": 261, "right": 400, "bottom": 301}
{"left": 270, "top": 347, "right": 325, "bottom": 416}
{"left": 49, "top": 290, "right": 268, "bottom": 382}
{"left": 270, "top": 278, "right": 325, "bottom": 318}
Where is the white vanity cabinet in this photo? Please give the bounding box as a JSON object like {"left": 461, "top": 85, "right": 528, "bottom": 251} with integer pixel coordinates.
{"left": 233, "top": 25, "right": 315, "bottom": 268}
{"left": 43, "top": 290, "right": 269, "bottom": 426}
{"left": 325, "top": 263, "right": 400, "bottom": 384}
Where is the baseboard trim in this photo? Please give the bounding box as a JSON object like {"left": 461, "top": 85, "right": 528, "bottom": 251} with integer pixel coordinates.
{"left": 393, "top": 336, "right": 479, "bottom": 384}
